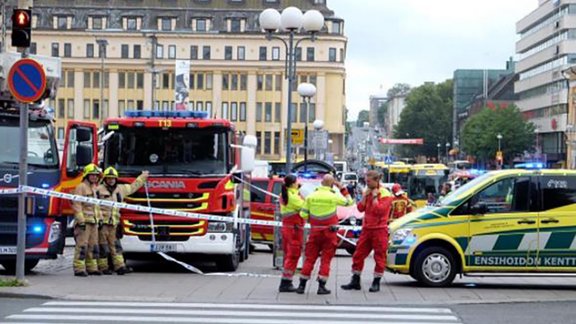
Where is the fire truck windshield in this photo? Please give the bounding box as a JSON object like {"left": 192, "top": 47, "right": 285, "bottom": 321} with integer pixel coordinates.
{"left": 105, "top": 127, "right": 230, "bottom": 176}
{"left": 0, "top": 119, "right": 59, "bottom": 168}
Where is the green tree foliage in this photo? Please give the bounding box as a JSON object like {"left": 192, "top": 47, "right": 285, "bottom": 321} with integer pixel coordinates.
{"left": 393, "top": 80, "right": 453, "bottom": 157}
{"left": 356, "top": 110, "right": 370, "bottom": 127}
{"left": 387, "top": 83, "right": 411, "bottom": 98}
{"left": 461, "top": 105, "right": 535, "bottom": 164}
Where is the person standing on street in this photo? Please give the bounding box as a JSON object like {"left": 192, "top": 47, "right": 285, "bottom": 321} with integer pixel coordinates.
{"left": 390, "top": 183, "right": 415, "bottom": 222}
{"left": 296, "top": 174, "right": 354, "bottom": 295}
{"left": 72, "top": 163, "right": 103, "bottom": 277}
{"left": 341, "top": 170, "right": 393, "bottom": 292}
{"left": 278, "top": 174, "right": 305, "bottom": 292}
{"left": 96, "top": 167, "right": 149, "bottom": 275}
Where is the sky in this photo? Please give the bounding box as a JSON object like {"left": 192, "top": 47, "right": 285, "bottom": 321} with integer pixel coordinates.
{"left": 327, "top": 0, "right": 539, "bottom": 121}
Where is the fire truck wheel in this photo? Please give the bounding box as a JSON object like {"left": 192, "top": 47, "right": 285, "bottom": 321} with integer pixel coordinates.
{"left": 216, "top": 251, "right": 239, "bottom": 272}
{"left": 1, "top": 259, "right": 39, "bottom": 274}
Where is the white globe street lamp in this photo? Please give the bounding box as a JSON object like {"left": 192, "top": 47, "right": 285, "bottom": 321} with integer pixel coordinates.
{"left": 298, "top": 83, "right": 317, "bottom": 167}
{"left": 259, "top": 7, "right": 324, "bottom": 174}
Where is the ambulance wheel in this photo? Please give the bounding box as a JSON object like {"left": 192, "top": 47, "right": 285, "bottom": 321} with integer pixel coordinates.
{"left": 413, "top": 246, "right": 456, "bottom": 287}
{"left": 1, "top": 259, "right": 39, "bottom": 274}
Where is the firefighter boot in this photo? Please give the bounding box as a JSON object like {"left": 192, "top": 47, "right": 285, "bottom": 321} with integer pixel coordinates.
{"left": 295, "top": 278, "right": 307, "bottom": 294}
{"left": 74, "top": 271, "right": 88, "bottom": 277}
{"left": 317, "top": 279, "right": 331, "bottom": 295}
{"left": 278, "top": 279, "right": 297, "bottom": 293}
{"left": 340, "top": 274, "right": 361, "bottom": 290}
{"left": 116, "top": 267, "right": 127, "bottom": 275}
{"left": 369, "top": 277, "right": 381, "bottom": 293}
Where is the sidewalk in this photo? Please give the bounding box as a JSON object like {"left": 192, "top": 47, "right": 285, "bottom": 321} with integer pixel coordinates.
{"left": 3, "top": 247, "right": 576, "bottom": 305}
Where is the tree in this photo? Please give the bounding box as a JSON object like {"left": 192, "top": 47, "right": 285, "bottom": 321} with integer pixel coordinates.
{"left": 393, "top": 80, "right": 453, "bottom": 157}
{"left": 356, "top": 110, "right": 370, "bottom": 127}
{"left": 387, "top": 83, "right": 411, "bottom": 98}
{"left": 461, "top": 105, "right": 535, "bottom": 165}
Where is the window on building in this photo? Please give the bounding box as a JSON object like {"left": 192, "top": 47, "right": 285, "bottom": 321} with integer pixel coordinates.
{"left": 290, "top": 103, "right": 297, "bottom": 122}
{"left": 206, "top": 102, "right": 212, "bottom": 116}
{"left": 274, "top": 131, "right": 280, "bottom": 155}
{"left": 93, "top": 17, "right": 103, "bottom": 30}
{"left": 240, "top": 102, "right": 246, "bottom": 121}
{"left": 29, "top": 42, "right": 37, "bottom": 54}
{"left": 203, "top": 46, "right": 211, "bottom": 60}
{"left": 98, "top": 44, "right": 106, "bottom": 58}
{"left": 118, "top": 72, "right": 125, "bottom": 88}
{"left": 136, "top": 73, "right": 144, "bottom": 88}
{"left": 83, "top": 72, "right": 91, "bottom": 88}
{"left": 57, "top": 16, "right": 67, "bottom": 29}
{"left": 127, "top": 17, "right": 137, "bottom": 30}
{"left": 257, "top": 75, "right": 263, "bottom": 91}
{"left": 57, "top": 127, "right": 64, "bottom": 139}
{"left": 67, "top": 70, "right": 75, "bottom": 88}
{"left": 58, "top": 99, "right": 65, "bottom": 118}
{"left": 332, "top": 21, "right": 341, "bottom": 34}
{"left": 189, "top": 73, "right": 195, "bottom": 89}
{"left": 83, "top": 99, "right": 90, "bottom": 119}
{"left": 196, "top": 18, "right": 206, "bottom": 32}
{"left": 190, "top": 45, "right": 198, "bottom": 60}
{"left": 237, "top": 46, "right": 245, "bottom": 60}
{"left": 275, "top": 74, "right": 282, "bottom": 91}
{"left": 309, "top": 103, "right": 316, "bottom": 122}
{"left": 162, "top": 73, "right": 169, "bottom": 89}
{"left": 259, "top": 46, "right": 267, "bottom": 61}
{"left": 265, "top": 102, "right": 272, "bottom": 122}
{"left": 265, "top": 74, "right": 273, "bottom": 91}
{"left": 86, "top": 43, "right": 94, "bottom": 58}
{"left": 264, "top": 132, "right": 271, "bottom": 154}
{"left": 51, "top": 43, "right": 59, "bottom": 57}
{"left": 118, "top": 100, "right": 125, "bottom": 117}
{"left": 196, "top": 102, "right": 203, "bottom": 111}
{"left": 295, "top": 47, "right": 302, "bottom": 61}
{"left": 93, "top": 100, "right": 100, "bottom": 120}
{"left": 225, "top": 46, "right": 233, "bottom": 60}
{"left": 329, "top": 47, "right": 337, "bottom": 62}
{"left": 256, "top": 103, "right": 262, "bottom": 122}
{"left": 274, "top": 103, "right": 281, "bottom": 123}
{"left": 197, "top": 74, "right": 204, "bottom": 89}
{"left": 230, "top": 18, "right": 241, "bottom": 32}
{"left": 272, "top": 47, "right": 280, "bottom": 60}
{"left": 133, "top": 45, "right": 141, "bottom": 59}
{"left": 256, "top": 131, "right": 262, "bottom": 154}
{"left": 222, "top": 74, "right": 229, "bottom": 91}
{"left": 93, "top": 72, "right": 100, "bottom": 88}
{"left": 67, "top": 99, "right": 74, "bottom": 118}
{"left": 168, "top": 45, "right": 176, "bottom": 59}
{"left": 307, "top": 47, "right": 315, "bottom": 61}
{"left": 230, "top": 102, "right": 238, "bottom": 121}
{"left": 299, "top": 103, "right": 307, "bottom": 123}
{"left": 231, "top": 74, "right": 238, "bottom": 91}
{"left": 240, "top": 74, "right": 247, "bottom": 91}
{"left": 206, "top": 73, "right": 213, "bottom": 89}
{"left": 310, "top": 75, "right": 317, "bottom": 85}
{"left": 156, "top": 44, "right": 164, "bottom": 59}
{"left": 62, "top": 43, "right": 71, "bottom": 57}
{"left": 161, "top": 18, "right": 172, "bottom": 31}
{"left": 221, "top": 102, "right": 229, "bottom": 119}
{"left": 121, "top": 44, "right": 129, "bottom": 58}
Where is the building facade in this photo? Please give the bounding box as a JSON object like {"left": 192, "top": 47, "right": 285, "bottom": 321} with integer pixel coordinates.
{"left": 11, "top": 0, "right": 347, "bottom": 161}
{"left": 515, "top": 0, "right": 574, "bottom": 166}
{"left": 382, "top": 94, "right": 405, "bottom": 140}
{"left": 368, "top": 90, "right": 386, "bottom": 129}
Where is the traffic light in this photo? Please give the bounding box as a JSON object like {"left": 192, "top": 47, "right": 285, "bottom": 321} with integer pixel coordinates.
{"left": 11, "top": 9, "right": 31, "bottom": 48}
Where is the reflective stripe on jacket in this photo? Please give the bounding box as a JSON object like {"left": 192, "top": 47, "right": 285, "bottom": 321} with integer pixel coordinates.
{"left": 300, "top": 186, "right": 353, "bottom": 227}
{"left": 280, "top": 187, "right": 305, "bottom": 225}
{"left": 97, "top": 175, "right": 147, "bottom": 225}
{"left": 72, "top": 181, "right": 101, "bottom": 224}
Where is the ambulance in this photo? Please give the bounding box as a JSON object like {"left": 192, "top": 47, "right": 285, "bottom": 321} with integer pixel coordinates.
{"left": 387, "top": 169, "right": 576, "bottom": 287}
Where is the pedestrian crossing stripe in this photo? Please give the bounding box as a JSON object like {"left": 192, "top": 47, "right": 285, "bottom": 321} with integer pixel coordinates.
{"left": 4, "top": 300, "right": 462, "bottom": 324}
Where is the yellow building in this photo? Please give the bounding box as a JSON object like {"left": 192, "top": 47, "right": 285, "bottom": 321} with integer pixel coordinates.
{"left": 16, "top": 0, "right": 347, "bottom": 160}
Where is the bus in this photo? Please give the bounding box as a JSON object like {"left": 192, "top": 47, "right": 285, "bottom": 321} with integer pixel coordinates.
{"left": 407, "top": 164, "right": 449, "bottom": 207}
{"left": 375, "top": 161, "right": 411, "bottom": 189}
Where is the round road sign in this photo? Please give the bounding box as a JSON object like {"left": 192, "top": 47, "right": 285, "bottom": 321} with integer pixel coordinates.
{"left": 7, "top": 58, "right": 47, "bottom": 103}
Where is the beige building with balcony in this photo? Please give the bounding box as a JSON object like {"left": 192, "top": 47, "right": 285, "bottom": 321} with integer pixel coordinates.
{"left": 14, "top": 0, "right": 347, "bottom": 161}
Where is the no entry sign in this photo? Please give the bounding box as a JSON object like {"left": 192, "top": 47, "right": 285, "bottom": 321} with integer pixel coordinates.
{"left": 7, "top": 58, "right": 47, "bottom": 103}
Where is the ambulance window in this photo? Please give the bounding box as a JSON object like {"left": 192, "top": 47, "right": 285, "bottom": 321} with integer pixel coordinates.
{"left": 540, "top": 176, "right": 576, "bottom": 211}
{"left": 251, "top": 180, "right": 268, "bottom": 203}
{"left": 452, "top": 177, "right": 530, "bottom": 215}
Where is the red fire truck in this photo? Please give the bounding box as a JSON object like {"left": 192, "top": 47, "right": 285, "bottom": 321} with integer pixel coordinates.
{"left": 60, "top": 110, "right": 255, "bottom": 271}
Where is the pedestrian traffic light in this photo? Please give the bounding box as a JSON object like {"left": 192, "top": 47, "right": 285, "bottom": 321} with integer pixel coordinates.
{"left": 11, "top": 9, "right": 32, "bottom": 48}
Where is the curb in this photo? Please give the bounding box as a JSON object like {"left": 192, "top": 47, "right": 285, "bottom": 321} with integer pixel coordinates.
{"left": 0, "top": 291, "right": 55, "bottom": 300}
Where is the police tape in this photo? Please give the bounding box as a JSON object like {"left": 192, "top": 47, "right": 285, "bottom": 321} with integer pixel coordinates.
{"left": 18, "top": 185, "right": 363, "bottom": 231}
{"left": 0, "top": 188, "right": 21, "bottom": 195}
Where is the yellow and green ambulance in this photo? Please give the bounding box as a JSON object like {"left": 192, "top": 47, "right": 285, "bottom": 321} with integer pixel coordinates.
{"left": 387, "top": 169, "right": 576, "bottom": 287}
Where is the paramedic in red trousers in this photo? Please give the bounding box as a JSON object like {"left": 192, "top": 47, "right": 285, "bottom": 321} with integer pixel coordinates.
{"left": 341, "top": 170, "right": 393, "bottom": 292}
{"left": 296, "top": 174, "right": 354, "bottom": 295}
{"left": 278, "top": 174, "right": 305, "bottom": 292}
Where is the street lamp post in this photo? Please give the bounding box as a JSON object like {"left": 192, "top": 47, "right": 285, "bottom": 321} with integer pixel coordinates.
{"left": 437, "top": 143, "right": 441, "bottom": 163}
{"left": 445, "top": 142, "right": 450, "bottom": 162}
{"left": 96, "top": 39, "right": 108, "bottom": 124}
{"left": 313, "top": 119, "right": 324, "bottom": 159}
{"left": 259, "top": 7, "right": 324, "bottom": 175}
{"left": 298, "top": 83, "right": 316, "bottom": 169}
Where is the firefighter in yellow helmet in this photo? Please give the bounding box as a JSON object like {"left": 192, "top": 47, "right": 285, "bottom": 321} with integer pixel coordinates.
{"left": 72, "top": 163, "right": 102, "bottom": 276}
{"left": 96, "top": 167, "right": 149, "bottom": 275}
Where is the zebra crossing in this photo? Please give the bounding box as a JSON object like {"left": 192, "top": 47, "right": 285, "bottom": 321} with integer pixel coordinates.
{"left": 2, "top": 300, "right": 463, "bottom": 324}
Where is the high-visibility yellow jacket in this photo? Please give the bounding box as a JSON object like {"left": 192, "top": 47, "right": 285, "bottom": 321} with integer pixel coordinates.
{"left": 280, "top": 187, "right": 305, "bottom": 225}
{"left": 72, "top": 181, "right": 101, "bottom": 224}
{"left": 300, "top": 186, "right": 353, "bottom": 227}
{"left": 96, "top": 174, "right": 147, "bottom": 225}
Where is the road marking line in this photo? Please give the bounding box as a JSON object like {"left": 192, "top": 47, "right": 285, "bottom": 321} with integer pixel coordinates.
{"left": 8, "top": 314, "right": 460, "bottom": 324}
{"left": 42, "top": 301, "right": 454, "bottom": 314}
{"left": 23, "top": 307, "right": 459, "bottom": 321}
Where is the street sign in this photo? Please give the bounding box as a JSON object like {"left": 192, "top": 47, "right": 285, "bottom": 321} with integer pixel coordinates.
{"left": 384, "top": 155, "right": 393, "bottom": 164}
{"left": 290, "top": 129, "right": 304, "bottom": 145}
{"left": 496, "top": 150, "right": 503, "bottom": 161}
{"left": 312, "top": 130, "right": 328, "bottom": 150}
{"left": 7, "top": 58, "right": 46, "bottom": 103}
